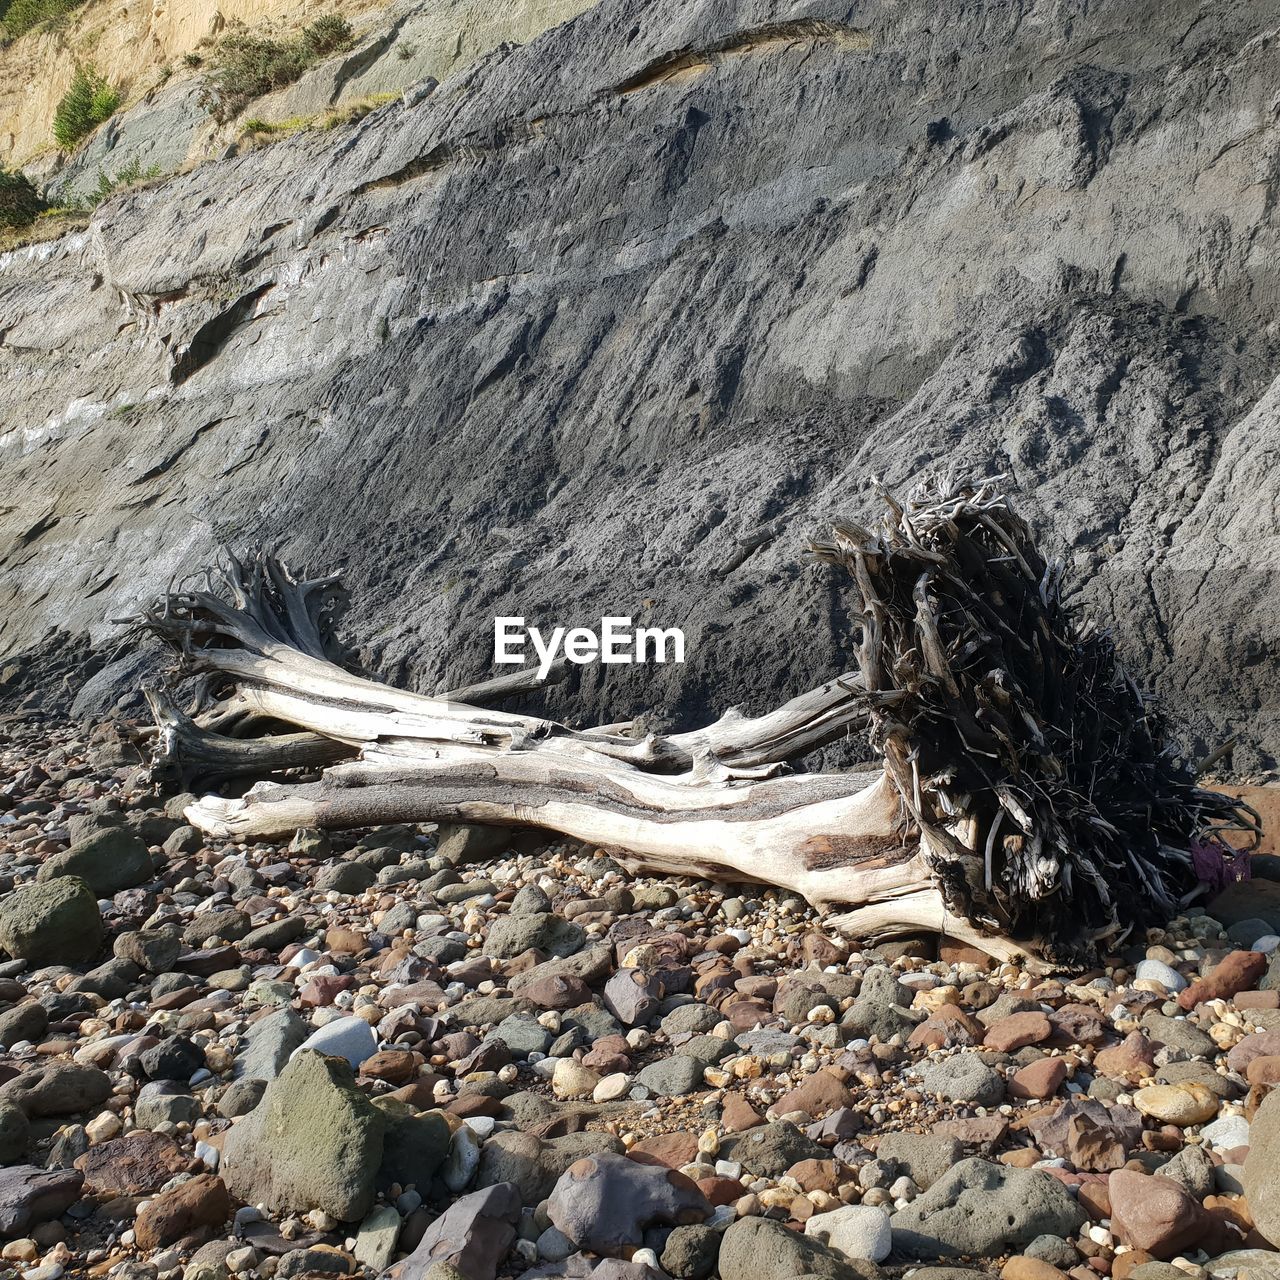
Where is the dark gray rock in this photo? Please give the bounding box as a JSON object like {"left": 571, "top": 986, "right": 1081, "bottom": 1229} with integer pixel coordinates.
{"left": 636, "top": 1055, "right": 705, "bottom": 1097}
{"left": 889, "top": 1158, "right": 1086, "bottom": 1257}
{"left": 875, "top": 1133, "right": 964, "bottom": 1190}
{"left": 0, "top": 1102, "right": 29, "bottom": 1164}
{"left": 0, "top": 1165, "right": 84, "bottom": 1235}
{"left": 476, "top": 1130, "right": 624, "bottom": 1203}
{"left": 0, "top": 1002, "right": 49, "bottom": 1047}
{"left": 724, "top": 1121, "right": 826, "bottom": 1178}
{"left": 234, "top": 1008, "right": 309, "bottom": 1082}
{"left": 135, "top": 1082, "right": 199, "bottom": 1128}
{"left": 1243, "top": 1089, "right": 1280, "bottom": 1247}
{"left": 547, "top": 1152, "right": 710, "bottom": 1253}
{"left": 384, "top": 1181, "right": 521, "bottom": 1280}
{"left": 114, "top": 928, "right": 182, "bottom": 973}
{"left": 661, "top": 1223, "right": 720, "bottom": 1279}
{"left": 0, "top": 1063, "right": 113, "bottom": 1117}
{"left": 484, "top": 913, "right": 585, "bottom": 960}
{"left": 841, "top": 967, "right": 915, "bottom": 1043}
{"left": 315, "top": 862, "right": 377, "bottom": 895}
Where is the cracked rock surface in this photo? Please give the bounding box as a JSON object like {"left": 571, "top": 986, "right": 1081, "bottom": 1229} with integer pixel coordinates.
{"left": 0, "top": 0, "right": 1277, "bottom": 768}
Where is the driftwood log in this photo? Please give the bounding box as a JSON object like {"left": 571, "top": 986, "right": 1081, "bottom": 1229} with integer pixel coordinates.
{"left": 126, "top": 478, "right": 1258, "bottom": 966}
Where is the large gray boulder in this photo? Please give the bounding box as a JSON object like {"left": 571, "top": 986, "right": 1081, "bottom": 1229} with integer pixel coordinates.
{"left": 0, "top": 879, "right": 103, "bottom": 966}
{"left": 889, "top": 1158, "right": 1086, "bottom": 1257}
{"left": 221, "top": 1050, "right": 386, "bottom": 1221}
{"left": 36, "top": 828, "right": 153, "bottom": 896}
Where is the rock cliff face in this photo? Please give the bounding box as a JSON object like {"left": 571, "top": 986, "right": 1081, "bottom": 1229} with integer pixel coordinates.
{"left": 2, "top": 0, "right": 1278, "bottom": 766}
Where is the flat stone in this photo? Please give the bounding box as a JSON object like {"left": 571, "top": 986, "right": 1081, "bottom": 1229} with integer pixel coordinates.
{"left": 0, "top": 1166, "right": 84, "bottom": 1236}
{"left": 384, "top": 1182, "right": 521, "bottom": 1280}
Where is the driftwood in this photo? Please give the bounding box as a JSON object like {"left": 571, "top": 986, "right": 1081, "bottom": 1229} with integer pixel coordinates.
{"left": 125, "top": 478, "right": 1258, "bottom": 965}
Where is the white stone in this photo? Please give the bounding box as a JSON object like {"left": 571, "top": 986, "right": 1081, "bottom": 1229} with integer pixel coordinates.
{"left": 1202, "top": 1113, "right": 1250, "bottom": 1150}
{"left": 225, "top": 1246, "right": 257, "bottom": 1274}
{"left": 592, "top": 1072, "right": 631, "bottom": 1103}
{"left": 293, "top": 1016, "right": 377, "bottom": 1069}
{"left": 353, "top": 1204, "right": 401, "bottom": 1270}
{"left": 1134, "top": 959, "right": 1188, "bottom": 992}
{"left": 804, "top": 1204, "right": 892, "bottom": 1263}
{"left": 463, "top": 1115, "right": 496, "bottom": 1139}
{"left": 1253, "top": 935, "right": 1280, "bottom": 954}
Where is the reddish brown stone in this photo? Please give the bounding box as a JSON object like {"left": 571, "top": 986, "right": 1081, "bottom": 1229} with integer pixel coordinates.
{"left": 1178, "top": 950, "right": 1268, "bottom": 1011}
{"left": 1077, "top": 1181, "right": 1112, "bottom": 1220}
{"left": 1001, "top": 1258, "right": 1069, "bottom": 1280}
{"left": 985, "top": 1011, "right": 1053, "bottom": 1053}
{"left": 1246, "top": 1055, "right": 1280, "bottom": 1087}
{"left": 133, "top": 1173, "right": 232, "bottom": 1250}
{"left": 627, "top": 1132, "right": 699, "bottom": 1169}
{"left": 1227, "top": 1030, "right": 1280, "bottom": 1075}
{"left": 1049, "top": 1004, "right": 1109, "bottom": 1047}
{"left": 519, "top": 974, "right": 592, "bottom": 1010}
{"left": 786, "top": 1158, "right": 840, "bottom": 1193}
{"left": 772, "top": 1069, "right": 853, "bottom": 1119}
{"left": 938, "top": 940, "right": 996, "bottom": 969}
{"left": 1109, "top": 1170, "right": 1214, "bottom": 1259}
{"left": 360, "top": 1049, "right": 418, "bottom": 1085}
{"left": 388, "top": 1075, "right": 447, "bottom": 1108}
{"left": 696, "top": 1176, "right": 745, "bottom": 1206}
{"left": 1009, "top": 1057, "right": 1068, "bottom": 1100}
{"left": 1109, "top": 1250, "right": 1153, "bottom": 1280}
{"left": 909, "top": 1004, "right": 986, "bottom": 1050}
{"left": 720, "top": 998, "right": 773, "bottom": 1033}
{"left": 75, "top": 1132, "right": 196, "bottom": 1196}
{"left": 721, "top": 1093, "right": 763, "bottom": 1132}
{"left": 446, "top": 1092, "right": 503, "bottom": 1119}
{"left": 934, "top": 1114, "right": 1009, "bottom": 1148}
{"left": 1094, "top": 1031, "right": 1157, "bottom": 1084}
{"left": 324, "top": 927, "right": 366, "bottom": 955}
{"left": 1235, "top": 990, "right": 1280, "bottom": 1009}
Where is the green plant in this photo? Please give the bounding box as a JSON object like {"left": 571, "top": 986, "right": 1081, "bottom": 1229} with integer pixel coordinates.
{"left": 52, "top": 64, "right": 119, "bottom": 149}
{"left": 200, "top": 15, "right": 352, "bottom": 123}
{"left": 182, "top": 51, "right": 203, "bottom": 68}
{"left": 157, "top": 62, "right": 173, "bottom": 84}
{"left": 0, "top": 0, "right": 86, "bottom": 42}
{"left": 0, "top": 165, "right": 45, "bottom": 229}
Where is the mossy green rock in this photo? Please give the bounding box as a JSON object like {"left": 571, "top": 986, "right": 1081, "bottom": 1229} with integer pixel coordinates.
{"left": 37, "top": 828, "right": 153, "bottom": 896}
{"left": 222, "top": 1049, "right": 387, "bottom": 1220}
{"left": 0, "top": 877, "right": 103, "bottom": 965}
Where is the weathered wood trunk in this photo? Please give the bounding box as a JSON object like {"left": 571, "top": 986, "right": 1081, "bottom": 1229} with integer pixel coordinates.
{"left": 124, "top": 479, "right": 1257, "bottom": 966}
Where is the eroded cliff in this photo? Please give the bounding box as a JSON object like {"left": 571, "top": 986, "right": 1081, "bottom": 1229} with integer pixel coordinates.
{"left": 1, "top": 0, "right": 1277, "bottom": 767}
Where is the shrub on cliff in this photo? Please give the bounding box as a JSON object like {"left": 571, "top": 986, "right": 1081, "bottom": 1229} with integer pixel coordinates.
{"left": 0, "top": 165, "right": 45, "bottom": 229}
{"left": 53, "top": 64, "right": 120, "bottom": 149}
{"left": 201, "top": 15, "right": 353, "bottom": 123}
{"left": 0, "top": 0, "right": 86, "bottom": 43}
